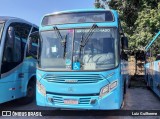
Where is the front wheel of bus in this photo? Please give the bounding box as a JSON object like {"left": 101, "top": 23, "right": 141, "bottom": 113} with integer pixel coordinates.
{"left": 18, "top": 80, "right": 36, "bottom": 105}
{"left": 26, "top": 80, "right": 36, "bottom": 103}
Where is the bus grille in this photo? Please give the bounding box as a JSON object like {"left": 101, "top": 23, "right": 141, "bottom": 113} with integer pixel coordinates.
{"left": 52, "top": 96, "right": 91, "bottom": 105}
{"left": 44, "top": 74, "right": 104, "bottom": 83}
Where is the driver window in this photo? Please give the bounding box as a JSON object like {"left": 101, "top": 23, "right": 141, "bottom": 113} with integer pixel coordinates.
{"left": 44, "top": 38, "right": 62, "bottom": 58}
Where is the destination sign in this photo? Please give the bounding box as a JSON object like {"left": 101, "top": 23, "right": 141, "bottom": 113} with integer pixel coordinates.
{"left": 42, "top": 11, "right": 114, "bottom": 25}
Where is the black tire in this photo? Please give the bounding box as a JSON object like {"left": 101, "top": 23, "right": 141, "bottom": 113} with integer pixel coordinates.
{"left": 26, "top": 80, "right": 36, "bottom": 102}
{"left": 17, "top": 79, "right": 36, "bottom": 105}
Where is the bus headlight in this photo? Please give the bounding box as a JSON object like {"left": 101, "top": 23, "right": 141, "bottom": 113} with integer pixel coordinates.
{"left": 37, "top": 80, "right": 46, "bottom": 96}
{"left": 100, "top": 85, "right": 109, "bottom": 98}
{"left": 110, "top": 81, "right": 118, "bottom": 90}
{"left": 100, "top": 80, "right": 118, "bottom": 98}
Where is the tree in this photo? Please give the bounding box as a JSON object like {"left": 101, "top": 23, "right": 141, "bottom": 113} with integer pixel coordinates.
{"left": 94, "top": 0, "right": 160, "bottom": 51}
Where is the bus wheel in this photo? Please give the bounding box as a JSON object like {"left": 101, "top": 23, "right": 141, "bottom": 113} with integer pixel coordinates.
{"left": 26, "top": 80, "right": 36, "bottom": 103}
{"left": 18, "top": 80, "right": 36, "bottom": 105}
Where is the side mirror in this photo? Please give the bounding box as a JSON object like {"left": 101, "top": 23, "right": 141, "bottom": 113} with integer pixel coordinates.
{"left": 121, "top": 37, "right": 128, "bottom": 50}
{"left": 28, "top": 31, "right": 39, "bottom": 59}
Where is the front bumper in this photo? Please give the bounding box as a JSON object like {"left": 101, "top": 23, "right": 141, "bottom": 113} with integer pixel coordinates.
{"left": 36, "top": 88, "right": 121, "bottom": 110}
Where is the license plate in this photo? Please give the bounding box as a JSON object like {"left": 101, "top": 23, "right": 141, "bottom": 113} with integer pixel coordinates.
{"left": 64, "top": 99, "right": 78, "bottom": 105}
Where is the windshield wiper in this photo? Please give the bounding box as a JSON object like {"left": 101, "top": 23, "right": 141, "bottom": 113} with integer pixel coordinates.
{"left": 53, "top": 26, "right": 63, "bottom": 42}
{"left": 79, "top": 24, "right": 98, "bottom": 58}
{"left": 63, "top": 34, "right": 67, "bottom": 58}
{"left": 53, "top": 26, "right": 67, "bottom": 58}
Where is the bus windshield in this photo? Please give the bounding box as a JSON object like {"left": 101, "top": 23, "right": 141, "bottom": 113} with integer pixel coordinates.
{"left": 0, "top": 23, "right": 4, "bottom": 40}
{"left": 40, "top": 27, "right": 118, "bottom": 71}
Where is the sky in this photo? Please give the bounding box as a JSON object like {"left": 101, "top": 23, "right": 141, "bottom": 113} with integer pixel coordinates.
{"left": 0, "top": 0, "right": 95, "bottom": 25}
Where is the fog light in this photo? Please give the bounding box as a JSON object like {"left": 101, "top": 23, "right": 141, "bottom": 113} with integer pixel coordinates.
{"left": 90, "top": 99, "right": 96, "bottom": 104}
{"left": 48, "top": 98, "right": 54, "bottom": 103}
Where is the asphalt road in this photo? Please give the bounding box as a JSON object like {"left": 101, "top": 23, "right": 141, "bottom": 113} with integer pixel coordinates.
{"left": 0, "top": 82, "right": 160, "bottom": 119}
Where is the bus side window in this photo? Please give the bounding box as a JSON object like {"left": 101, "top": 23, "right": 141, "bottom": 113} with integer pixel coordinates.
{"left": 31, "top": 27, "right": 38, "bottom": 33}
{"left": 20, "top": 24, "right": 32, "bottom": 58}
{"left": 31, "top": 27, "right": 39, "bottom": 57}
{"left": 3, "top": 27, "right": 15, "bottom": 63}
{"left": 2, "top": 23, "right": 23, "bottom": 73}
{"left": 26, "top": 27, "right": 39, "bottom": 58}
{"left": 28, "top": 32, "right": 39, "bottom": 58}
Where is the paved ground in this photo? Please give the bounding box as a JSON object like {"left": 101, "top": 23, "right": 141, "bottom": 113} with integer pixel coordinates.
{"left": 124, "top": 87, "right": 160, "bottom": 110}
{"left": 0, "top": 79, "right": 160, "bottom": 119}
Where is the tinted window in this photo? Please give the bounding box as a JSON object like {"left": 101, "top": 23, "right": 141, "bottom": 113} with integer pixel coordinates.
{"left": 42, "top": 11, "right": 114, "bottom": 25}
{"left": 1, "top": 23, "right": 31, "bottom": 73}
{"left": 28, "top": 32, "right": 39, "bottom": 57}
{"left": 31, "top": 27, "right": 38, "bottom": 33}
{"left": 26, "top": 27, "right": 39, "bottom": 58}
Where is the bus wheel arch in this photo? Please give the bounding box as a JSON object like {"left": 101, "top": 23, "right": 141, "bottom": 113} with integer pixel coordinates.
{"left": 16, "top": 76, "right": 36, "bottom": 105}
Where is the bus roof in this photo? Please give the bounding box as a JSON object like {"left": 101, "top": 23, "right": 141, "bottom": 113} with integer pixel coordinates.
{"left": 0, "top": 16, "right": 38, "bottom": 28}
{"left": 41, "top": 9, "right": 118, "bottom": 27}
{"left": 0, "top": 16, "right": 16, "bottom": 22}
{"left": 46, "top": 9, "right": 116, "bottom": 16}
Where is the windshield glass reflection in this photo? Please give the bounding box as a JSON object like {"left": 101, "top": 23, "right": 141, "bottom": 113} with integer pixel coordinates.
{"left": 73, "top": 28, "right": 118, "bottom": 70}
{"left": 40, "top": 28, "right": 118, "bottom": 71}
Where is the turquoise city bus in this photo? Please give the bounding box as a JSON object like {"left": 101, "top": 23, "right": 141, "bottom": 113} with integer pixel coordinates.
{"left": 145, "top": 31, "right": 160, "bottom": 98}
{"left": 0, "top": 16, "right": 38, "bottom": 104}
{"left": 29, "top": 9, "right": 128, "bottom": 109}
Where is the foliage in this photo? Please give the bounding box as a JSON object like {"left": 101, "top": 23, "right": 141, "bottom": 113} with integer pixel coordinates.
{"left": 94, "top": 0, "right": 160, "bottom": 51}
